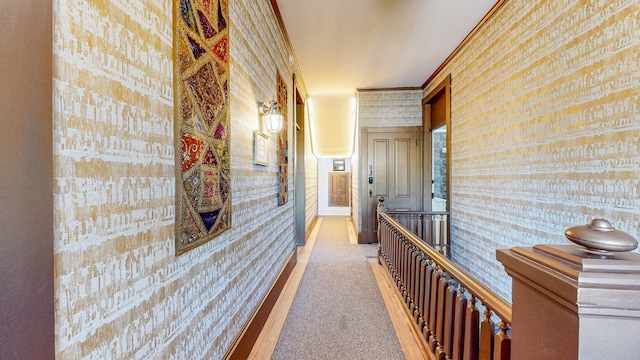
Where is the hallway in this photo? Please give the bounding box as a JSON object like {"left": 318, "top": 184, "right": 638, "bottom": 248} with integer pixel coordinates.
{"left": 248, "top": 217, "right": 424, "bottom": 359}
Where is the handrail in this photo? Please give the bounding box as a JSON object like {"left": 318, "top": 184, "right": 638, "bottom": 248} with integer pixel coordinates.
{"left": 378, "top": 211, "right": 512, "bottom": 359}
{"left": 385, "top": 210, "right": 450, "bottom": 216}
{"left": 384, "top": 210, "right": 449, "bottom": 215}
{"left": 380, "top": 212, "right": 511, "bottom": 324}
{"left": 383, "top": 210, "right": 450, "bottom": 257}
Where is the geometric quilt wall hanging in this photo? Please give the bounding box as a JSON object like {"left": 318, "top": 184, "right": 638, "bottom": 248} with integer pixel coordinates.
{"left": 175, "top": 0, "right": 231, "bottom": 255}
{"left": 277, "top": 70, "right": 288, "bottom": 206}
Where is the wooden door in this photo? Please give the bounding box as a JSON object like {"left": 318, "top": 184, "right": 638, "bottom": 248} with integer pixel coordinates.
{"left": 329, "top": 172, "right": 349, "bottom": 207}
{"left": 361, "top": 127, "right": 421, "bottom": 243}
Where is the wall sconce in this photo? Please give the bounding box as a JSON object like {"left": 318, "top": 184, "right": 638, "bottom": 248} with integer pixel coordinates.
{"left": 258, "top": 100, "right": 283, "bottom": 133}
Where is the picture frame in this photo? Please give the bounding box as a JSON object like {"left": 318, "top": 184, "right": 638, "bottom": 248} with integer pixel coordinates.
{"left": 333, "top": 159, "right": 345, "bottom": 171}
{"left": 254, "top": 130, "right": 269, "bottom": 166}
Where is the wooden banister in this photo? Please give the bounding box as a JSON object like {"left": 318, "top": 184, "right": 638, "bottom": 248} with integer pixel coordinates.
{"left": 377, "top": 212, "right": 512, "bottom": 360}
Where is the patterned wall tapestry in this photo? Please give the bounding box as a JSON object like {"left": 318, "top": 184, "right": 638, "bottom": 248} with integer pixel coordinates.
{"left": 175, "top": 0, "right": 230, "bottom": 255}
{"left": 277, "top": 71, "right": 289, "bottom": 205}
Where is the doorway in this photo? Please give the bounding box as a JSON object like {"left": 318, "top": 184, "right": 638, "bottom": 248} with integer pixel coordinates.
{"left": 360, "top": 126, "right": 422, "bottom": 243}
{"left": 431, "top": 126, "right": 447, "bottom": 211}
{"left": 423, "top": 75, "right": 451, "bottom": 212}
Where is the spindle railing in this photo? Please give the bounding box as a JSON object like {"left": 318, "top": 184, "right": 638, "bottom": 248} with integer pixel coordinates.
{"left": 385, "top": 211, "right": 450, "bottom": 257}
{"left": 378, "top": 212, "right": 511, "bottom": 360}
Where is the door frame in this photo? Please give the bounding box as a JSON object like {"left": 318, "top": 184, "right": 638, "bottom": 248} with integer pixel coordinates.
{"left": 293, "top": 78, "right": 306, "bottom": 247}
{"left": 422, "top": 74, "right": 451, "bottom": 212}
{"left": 359, "top": 126, "right": 423, "bottom": 243}
{"left": 328, "top": 171, "right": 350, "bottom": 207}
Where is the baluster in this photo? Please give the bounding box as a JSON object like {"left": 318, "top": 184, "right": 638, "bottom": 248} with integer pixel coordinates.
{"left": 431, "top": 216, "right": 437, "bottom": 248}
{"left": 463, "top": 296, "right": 479, "bottom": 360}
{"left": 431, "top": 270, "right": 448, "bottom": 353}
{"left": 390, "top": 229, "right": 398, "bottom": 281}
{"left": 393, "top": 229, "right": 399, "bottom": 275}
{"left": 384, "top": 223, "right": 391, "bottom": 269}
{"left": 493, "top": 321, "right": 511, "bottom": 360}
{"left": 408, "top": 247, "right": 414, "bottom": 307}
{"left": 435, "top": 275, "right": 451, "bottom": 359}
{"left": 385, "top": 223, "right": 391, "bottom": 263}
{"left": 396, "top": 236, "right": 403, "bottom": 289}
{"left": 451, "top": 288, "right": 468, "bottom": 360}
{"left": 408, "top": 247, "right": 418, "bottom": 310}
{"left": 479, "top": 308, "right": 494, "bottom": 360}
{"left": 427, "top": 266, "right": 440, "bottom": 349}
{"left": 401, "top": 242, "right": 409, "bottom": 302}
{"left": 411, "top": 213, "right": 417, "bottom": 234}
{"left": 401, "top": 239, "right": 410, "bottom": 299}
{"left": 407, "top": 246, "right": 414, "bottom": 307}
{"left": 438, "top": 215, "right": 449, "bottom": 256}
{"left": 439, "top": 279, "right": 458, "bottom": 359}
{"left": 444, "top": 214, "right": 450, "bottom": 256}
{"left": 392, "top": 233, "right": 398, "bottom": 283}
{"left": 438, "top": 215, "right": 443, "bottom": 253}
{"left": 412, "top": 251, "right": 422, "bottom": 321}
{"left": 397, "top": 237, "right": 405, "bottom": 291}
{"left": 387, "top": 224, "right": 392, "bottom": 264}
{"left": 423, "top": 260, "right": 434, "bottom": 339}
{"left": 416, "top": 255, "right": 427, "bottom": 324}
{"left": 378, "top": 221, "right": 385, "bottom": 265}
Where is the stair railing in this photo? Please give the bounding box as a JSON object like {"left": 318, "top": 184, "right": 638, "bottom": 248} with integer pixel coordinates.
{"left": 378, "top": 212, "right": 512, "bottom": 360}
{"left": 385, "top": 210, "right": 450, "bottom": 257}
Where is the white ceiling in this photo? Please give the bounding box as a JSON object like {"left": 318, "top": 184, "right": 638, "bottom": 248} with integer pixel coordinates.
{"left": 276, "top": 0, "right": 499, "bottom": 96}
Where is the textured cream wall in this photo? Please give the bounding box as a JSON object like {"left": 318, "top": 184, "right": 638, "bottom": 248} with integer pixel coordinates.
{"left": 357, "top": 89, "right": 423, "bottom": 127}
{"left": 53, "top": 0, "right": 304, "bottom": 358}
{"left": 424, "top": 0, "right": 640, "bottom": 301}
{"left": 304, "top": 99, "right": 319, "bottom": 233}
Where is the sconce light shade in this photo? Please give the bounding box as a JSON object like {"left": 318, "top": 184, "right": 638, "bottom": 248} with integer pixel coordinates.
{"left": 259, "top": 100, "right": 283, "bottom": 133}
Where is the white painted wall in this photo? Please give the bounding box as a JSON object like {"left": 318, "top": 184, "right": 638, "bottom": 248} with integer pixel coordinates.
{"left": 309, "top": 95, "right": 356, "bottom": 157}
{"left": 318, "top": 158, "right": 351, "bottom": 216}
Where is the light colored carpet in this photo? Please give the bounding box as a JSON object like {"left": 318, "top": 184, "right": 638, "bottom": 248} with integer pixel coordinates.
{"left": 271, "top": 217, "right": 404, "bottom": 360}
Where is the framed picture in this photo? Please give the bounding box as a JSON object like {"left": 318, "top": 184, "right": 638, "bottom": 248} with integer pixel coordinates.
{"left": 254, "top": 130, "right": 269, "bottom": 166}
{"left": 333, "top": 159, "right": 345, "bottom": 171}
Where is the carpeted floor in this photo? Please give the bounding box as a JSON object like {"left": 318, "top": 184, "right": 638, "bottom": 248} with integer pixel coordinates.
{"left": 271, "top": 217, "right": 405, "bottom": 360}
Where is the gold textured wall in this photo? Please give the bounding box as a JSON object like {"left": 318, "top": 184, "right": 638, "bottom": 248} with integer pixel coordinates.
{"left": 424, "top": 0, "right": 640, "bottom": 300}
{"left": 358, "top": 89, "right": 423, "bottom": 127}
{"left": 53, "top": 0, "right": 304, "bottom": 358}
{"left": 304, "top": 105, "right": 319, "bottom": 232}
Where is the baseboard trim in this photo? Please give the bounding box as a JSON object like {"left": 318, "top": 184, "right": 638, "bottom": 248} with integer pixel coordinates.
{"left": 306, "top": 216, "right": 318, "bottom": 243}
{"left": 224, "top": 251, "right": 296, "bottom": 360}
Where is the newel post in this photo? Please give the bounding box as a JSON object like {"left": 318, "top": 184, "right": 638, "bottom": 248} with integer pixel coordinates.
{"left": 497, "top": 219, "right": 640, "bottom": 359}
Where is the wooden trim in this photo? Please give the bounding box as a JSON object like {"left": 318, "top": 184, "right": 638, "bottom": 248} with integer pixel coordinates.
{"left": 225, "top": 251, "right": 296, "bottom": 360}
{"left": 306, "top": 216, "right": 318, "bottom": 242}
{"left": 421, "top": 0, "right": 507, "bottom": 89}
{"left": 422, "top": 76, "right": 452, "bottom": 214}
{"left": 423, "top": 74, "right": 451, "bottom": 106}
{"left": 357, "top": 86, "right": 422, "bottom": 92}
